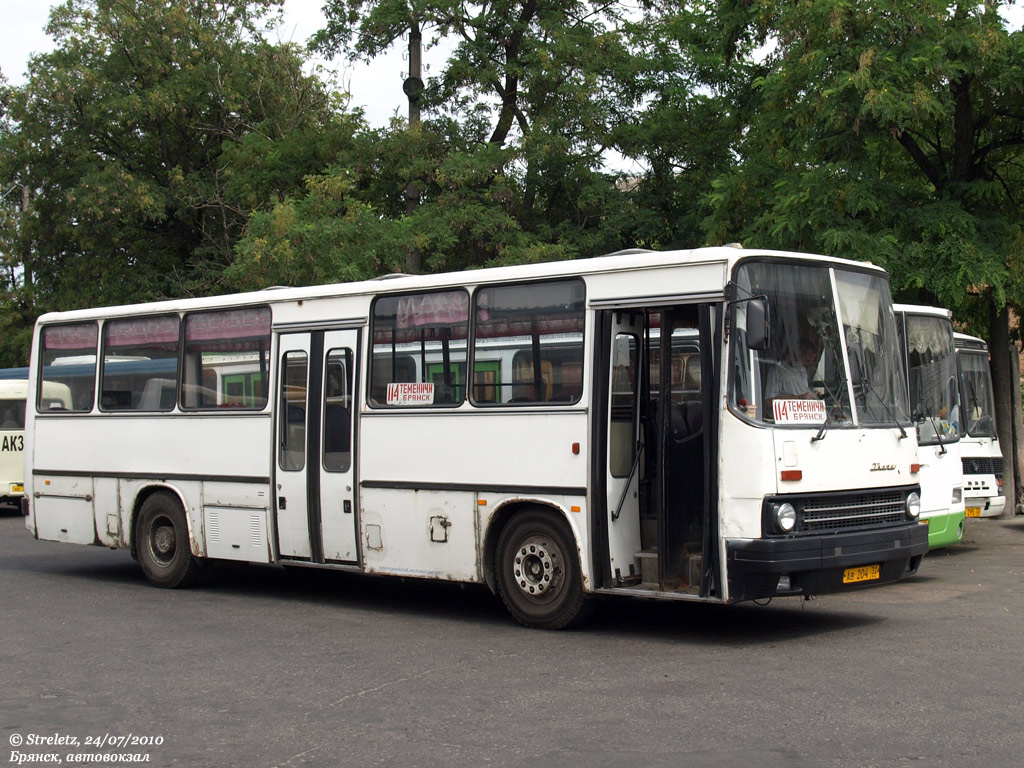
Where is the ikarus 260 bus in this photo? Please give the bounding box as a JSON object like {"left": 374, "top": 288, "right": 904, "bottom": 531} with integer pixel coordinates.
{"left": 24, "top": 246, "right": 928, "bottom": 628}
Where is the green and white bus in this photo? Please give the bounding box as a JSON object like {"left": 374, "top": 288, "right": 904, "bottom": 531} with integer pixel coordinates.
{"left": 893, "top": 305, "right": 965, "bottom": 548}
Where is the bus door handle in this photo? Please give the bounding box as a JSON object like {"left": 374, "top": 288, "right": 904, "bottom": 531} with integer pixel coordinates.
{"left": 278, "top": 496, "right": 286, "bottom": 510}
{"left": 344, "top": 500, "right": 352, "bottom": 514}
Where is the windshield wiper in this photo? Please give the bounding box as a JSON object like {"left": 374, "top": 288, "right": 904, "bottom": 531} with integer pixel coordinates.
{"left": 915, "top": 409, "right": 948, "bottom": 454}
{"left": 861, "top": 376, "right": 908, "bottom": 439}
{"left": 811, "top": 415, "right": 831, "bottom": 443}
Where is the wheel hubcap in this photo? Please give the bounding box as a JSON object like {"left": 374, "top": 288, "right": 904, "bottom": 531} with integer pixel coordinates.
{"left": 513, "top": 535, "right": 561, "bottom": 598}
{"left": 152, "top": 523, "right": 176, "bottom": 563}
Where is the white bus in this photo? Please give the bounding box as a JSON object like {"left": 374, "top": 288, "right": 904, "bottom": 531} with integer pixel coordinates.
{"left": 0, "top": 372, "right": 28, "bottom": 507}
{"left": 23, "top": 247, "right": 928, "bottom": 628}
{"left": 953, "top": 333, "right": 1006, "bottom": 518}
{"left": 0, "top": 368, "right": 70, "bottom": 509}
{"left": 893, "top": 305, "right": 965, "bottom": 548}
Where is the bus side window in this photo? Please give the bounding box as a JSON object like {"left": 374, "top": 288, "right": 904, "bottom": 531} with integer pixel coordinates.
{"left": 279, "top": 352, "right": 307, "bottom": 472}
{"left": 183, "top": 307, "right": 271, "bottom": 411}
{"left": 473, "top": 279, "right": 585, "bottom": 405}
{"left": 39, "top": 323, "right": 98, "bottom": 413}
{"left": 369, "top": 290, "right": 469, "bottom": 407}
{"left": 323, "top": 349, "right": 352, "bottom": 472}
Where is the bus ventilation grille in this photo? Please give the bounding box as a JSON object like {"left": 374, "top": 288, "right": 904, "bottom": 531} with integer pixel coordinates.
{"left": 800, "top": 491, "right": 907, "bottom": 532}
{"left": 962, "top": 457, "right": 1004, "bottom": 476}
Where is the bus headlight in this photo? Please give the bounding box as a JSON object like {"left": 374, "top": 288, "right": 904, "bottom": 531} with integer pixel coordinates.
{"left": 905, "top": 491, "right": 921, "bottom": 521}
{"left": 773, "top": 502, "right": 797, "bottom": 533}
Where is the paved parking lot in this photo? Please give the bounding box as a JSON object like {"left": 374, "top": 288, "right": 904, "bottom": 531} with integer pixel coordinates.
{"left": 2, "top": 508, "right": 1023, "bottom": 767}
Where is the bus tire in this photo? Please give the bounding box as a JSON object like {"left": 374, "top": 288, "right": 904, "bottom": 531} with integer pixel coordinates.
{"left": 135, "top": 493, "right": 203, "bottom": 588}
{"left": 495, "top": 510, "right": 591, "bottom": 630}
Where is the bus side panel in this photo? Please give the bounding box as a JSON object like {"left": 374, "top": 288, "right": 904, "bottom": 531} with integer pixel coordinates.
{"left": 359, "top": 411, "right": 590, "bottom": 584}
{"left": 360, "top": 488, "right": 478, "bottom": 581}
{"left": 33, "top": 475, "right": 97, "bottom": 544}
{"left": 32, "top": 415, "right": 272, "bottom": 478}
{"left": 93, "top": 476, "right": 121, "bottom": 546}
{"left": 31, "top": 415, "right": 272, "bottom": 556}
{"left": 201, "top": 480, "right": 272, "bottom": 563}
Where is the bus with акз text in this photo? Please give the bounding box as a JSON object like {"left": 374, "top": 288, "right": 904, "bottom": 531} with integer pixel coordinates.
{"left": 0, "top": 367, "right": 70, "bottom": 508}
{"left": 0, "top": 369, "right": 29, "bottom": 507}
{"left": 23, "top": 246, "right": 928, "bottom": 628}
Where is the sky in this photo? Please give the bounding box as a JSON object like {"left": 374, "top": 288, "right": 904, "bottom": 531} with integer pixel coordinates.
{"left": 0, "top": 0, "right": 433, "bottom": 128}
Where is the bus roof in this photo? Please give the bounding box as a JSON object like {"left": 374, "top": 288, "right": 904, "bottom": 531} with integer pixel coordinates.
{"left": 954, "top": 332, "right": 988, "bottom": 351}
{"left": 892, "top": 303, "right": 953, "bottom": 320}
{"left": 33, "top": 246, "right": 887, "bottom": 326}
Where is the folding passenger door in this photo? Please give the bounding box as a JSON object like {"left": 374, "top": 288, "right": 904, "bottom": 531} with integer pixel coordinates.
{"left": 603, "top": 311, "right": 646, "bottom": 584}
{"left": 275, "top": 329, "right": 360, "bottom": 564}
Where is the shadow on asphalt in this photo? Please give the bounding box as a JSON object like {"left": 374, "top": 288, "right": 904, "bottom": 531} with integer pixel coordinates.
{"left": 925, "top": 542, "right": 981, "bottom": 557}
{"left": 4, "top": 536, "right": 881, "bottom": 645}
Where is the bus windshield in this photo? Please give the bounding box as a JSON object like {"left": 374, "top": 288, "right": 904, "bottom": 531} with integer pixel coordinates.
{"left": 958, "top": 350, "right": 997, "bottom": 438}
{"left": 730, "top": 261, "right": 909, "bottom": 427}
{"left": 904, "top": 314, "right": 958, "bottom": 445}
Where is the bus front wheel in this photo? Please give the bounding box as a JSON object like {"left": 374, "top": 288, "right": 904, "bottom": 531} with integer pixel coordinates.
{"left": 135, "top": 493, "right": 203, "bottom": 588}
{"left": 495, "top": 510, "right": 591, "bottom": 629}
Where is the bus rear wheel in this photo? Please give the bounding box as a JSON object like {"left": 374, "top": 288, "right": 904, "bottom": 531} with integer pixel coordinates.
{"left": 135, "top": 493, "right": 203, "bottom": 588}
{"left": 495, "top": 510, "right": 591, "bottom": 629}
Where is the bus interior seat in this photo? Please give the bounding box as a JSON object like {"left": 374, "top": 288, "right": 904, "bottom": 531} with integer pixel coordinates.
{"left": 139, "top": 378, "right": 176, "bottom": 411}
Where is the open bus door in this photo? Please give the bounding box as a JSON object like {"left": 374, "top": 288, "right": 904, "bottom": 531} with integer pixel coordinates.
{"left": 596, "top": 305, "right": 720, "bottom": 597}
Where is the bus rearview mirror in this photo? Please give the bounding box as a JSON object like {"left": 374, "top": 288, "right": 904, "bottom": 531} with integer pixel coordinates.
{"left": 746, "top": 297, "right": 769, "bottom": 350}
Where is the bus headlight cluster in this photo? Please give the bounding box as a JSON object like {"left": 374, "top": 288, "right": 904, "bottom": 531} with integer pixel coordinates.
{"left": 905, "top": 491, "right": 921, "bottom": 521}
{"left": 773, "top": 502, "right": 798, "bottom": 533}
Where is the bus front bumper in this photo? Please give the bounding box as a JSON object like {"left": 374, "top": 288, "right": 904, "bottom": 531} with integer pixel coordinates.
{"left": 725, "top": 522, "right": 929, "bottom": 603}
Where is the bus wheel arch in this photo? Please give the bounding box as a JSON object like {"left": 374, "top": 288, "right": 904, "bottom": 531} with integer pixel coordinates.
{"left": 487, "top": 503, "right": 592, "bottom": 630}
{"left": 132, "top": 488, "right": 204, "bottom": 588}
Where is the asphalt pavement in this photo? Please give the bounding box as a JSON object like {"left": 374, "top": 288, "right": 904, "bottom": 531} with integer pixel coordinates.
{"left": 2, "top": 508, "right": 1022, "bottom": 768}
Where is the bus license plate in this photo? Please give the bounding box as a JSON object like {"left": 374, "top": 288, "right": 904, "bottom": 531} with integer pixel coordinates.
{"left": 965, "top": 506, "right": 982, "bottom": 518}
{"left": 12, "top": 484, "right": 23, "bottom": 494}
{"left": 843, "top": 564, "right": 880, "bottom": 584}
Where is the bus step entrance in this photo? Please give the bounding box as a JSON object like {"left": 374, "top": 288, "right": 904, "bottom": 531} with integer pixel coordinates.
{"left": 635, "top": 549, "right": 658, "bottom": 588}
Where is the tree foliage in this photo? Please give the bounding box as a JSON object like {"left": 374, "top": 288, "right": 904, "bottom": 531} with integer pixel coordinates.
{"left": 0, "top": 0, "right": 356, "bottom": 365}
{"left": 302, "top": 0, "right": 645, "bottom": 269}
{"left": 1, "top": 0, "right": 1023, "bottom": 386}
{"left": 666, "top": 0, "right": 1024, "bottom": 327}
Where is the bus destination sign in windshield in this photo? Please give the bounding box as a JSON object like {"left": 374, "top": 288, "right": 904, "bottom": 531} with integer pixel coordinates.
{"left": 773, "top": 398, "right": 827, "bottom": 425}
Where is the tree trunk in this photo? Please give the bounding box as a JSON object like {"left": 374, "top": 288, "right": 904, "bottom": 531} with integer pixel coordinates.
{"left": 988, "top": 300, "right": 1017, "bottom": 518}
{"left": 1011, "top": 331, "right": 1024, "bottom": 516}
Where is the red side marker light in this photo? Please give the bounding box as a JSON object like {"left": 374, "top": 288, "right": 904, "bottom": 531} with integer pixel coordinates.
{"left": 780, "top": 470, "right": 802, "bottom": 482}
{"left": 910, "top": 463, "right": 920, "bottom": 474}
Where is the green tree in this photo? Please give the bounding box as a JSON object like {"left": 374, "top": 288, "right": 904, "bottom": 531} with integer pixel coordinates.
{"left": 0, "top": 0, "right": 355, "bottom": 365}
{"left": 308, "top": 0, "right": 642, "bottom": 268}
{"left": 668, "top": 0, "right": 1024, "bottom": 511}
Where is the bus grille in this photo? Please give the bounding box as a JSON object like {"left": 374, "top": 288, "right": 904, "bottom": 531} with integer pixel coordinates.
{"left": 962, "top": 457, "right": 1004, "bottom": 476}
{"left": 800, "top": 491, "right": 908, "bottom": 532}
